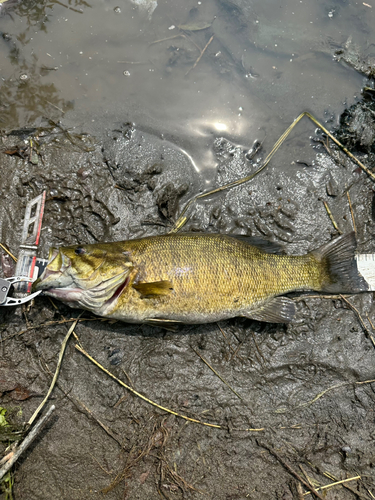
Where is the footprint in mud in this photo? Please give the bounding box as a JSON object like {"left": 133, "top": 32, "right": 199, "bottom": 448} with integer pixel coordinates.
{"left": 45, "top": 186, "right": 119, "bottom": 243}
{"left": 209, "top": 198, "right": 299, "bottom": 243}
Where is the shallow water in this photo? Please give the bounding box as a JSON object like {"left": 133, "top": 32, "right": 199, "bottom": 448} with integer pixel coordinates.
{"left": 0, "top": 0, "right": 373, "bottom": 186}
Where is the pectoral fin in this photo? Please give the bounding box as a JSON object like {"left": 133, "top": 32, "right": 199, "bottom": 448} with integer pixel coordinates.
{"left": 244, "top": 297, "right": 295, "bottom": 323}
{"left": 144, "top": 318, "right": 182, "bottom": 331}
{"left": 133, "top": 280, "right": 173, "bottom": 298}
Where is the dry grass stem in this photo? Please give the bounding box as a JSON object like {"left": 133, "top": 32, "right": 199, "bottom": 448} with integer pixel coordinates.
{"left": 365, "top": 314, "right": 375, "bottom": 348}
{"left": 257, "top": 441, "right": 325, "bottom": 500}
{"left": 191, "top": 346, "right": 243, "bottom": 400}
{"left": 294, "top": 294, "right": 351, "bottom": 301}
{"left": 0, "top": 317, "right": 104, "bottom": 344}
{"left": 27, "top": 318, "right": 80, "bottom": 426}
{"left": 276, "top": 378, "right": 375, "bottom": 413}
{"left": 299, "top": 465, "right": 318, "bottom": 489}
{"left": 43, "top": 357, "right": 124, "bottom": 447}
{"left": 302, "top": 475, "right": 361, "bottom": 496}
{"left": 75, "top": 344, "right": 264, "bottom": 431}
{"left": 323, "top": 200, "right": 342, "bottom": 234}
{"left": 340, "top": 295, "right": 375, "bottom": 349}
{"left": 0, "top": 243, "right": 17, "bottom": 262}
{"left": 346, "top": 191, "right": 357, "bottom": 234}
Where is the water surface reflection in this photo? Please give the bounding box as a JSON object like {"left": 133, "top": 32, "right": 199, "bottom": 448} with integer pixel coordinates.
{"left": 0, "top": 0, "right": 373, "bottom": 182}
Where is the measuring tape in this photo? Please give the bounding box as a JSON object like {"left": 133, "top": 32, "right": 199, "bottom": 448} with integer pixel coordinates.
{"left": 355, "top": 254, "right": 375, "bottom": 292}
{"left": 13, "top": 191, "right": 48, "bottom": 293}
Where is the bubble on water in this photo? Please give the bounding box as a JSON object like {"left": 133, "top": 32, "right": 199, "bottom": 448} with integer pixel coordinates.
{"left": 114, "top": 6, "right": 121, "bottom": 13}
{"left": 20, "top": 74, "right": 28, "bottom": 80}
{"left": 123, "top": 70, "right": 131, "bottom": 76}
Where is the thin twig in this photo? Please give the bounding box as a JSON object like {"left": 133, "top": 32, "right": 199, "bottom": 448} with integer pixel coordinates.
{"left": 217, "top": 324, "right": 242, "bottom": 361}
{"left": 185, "top": 34, "right": 214, "bottom": 76}
{"left": 299, "top": 465, "right": 317, "bottom": 489}
{"left": 41, "top": 358, "right": 123, "bottom": 448}
{"left": 340, "top": 295, "right": 375, "bottom": 349}
{"left": 366, "top": 314, "right": 375, "bottom": 349}
{"left": 294, "top": 294, "right": 352, "bottom": 301}
{"left": 346, "top": 191, "right": 357, "bottom": 234}
{"left": 303, "top": 475, "right": 360, "bottom": 496}
{"left": 257, "top": 441, "right": 324, "bottom": 500}
{"left": 323, "top": 200, "right": 342, "bottom": 234}
{"left": 0, "top": 317, "right": 105, "bottom": 344}
{"left": 27, "top": 318, "right": 79, "bottom": 427}
{"left": 75, "top": 344, "right": 264, "bottom": 431}
{"left": 191, "top": 346, "right": 243, "bottom": 400}
{"left": 0, "top": 405, "right": 55, "bottom": 481}
{"left": 275, "top": 378, "right": 375, "bottom": 413}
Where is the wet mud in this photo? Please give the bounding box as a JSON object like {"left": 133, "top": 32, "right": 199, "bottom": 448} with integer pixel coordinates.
{"left": 1, "top": 0, "right": 375, "bottom": 498}
{"left": 1, "top": 91, "right": 375, "bottom": 500}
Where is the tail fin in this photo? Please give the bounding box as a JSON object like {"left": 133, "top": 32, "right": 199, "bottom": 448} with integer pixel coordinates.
{"left": 311, "top": 232, "right": 368, "bottom": 293}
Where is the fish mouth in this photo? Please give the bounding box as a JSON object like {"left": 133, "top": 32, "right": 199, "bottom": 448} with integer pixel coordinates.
{"left": 32, "top": 247, "right": 71, "bottom": 292}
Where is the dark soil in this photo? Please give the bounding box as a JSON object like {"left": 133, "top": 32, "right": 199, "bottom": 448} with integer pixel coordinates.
{"left": 1, "top": 98, "right": 375, "bottom": 499}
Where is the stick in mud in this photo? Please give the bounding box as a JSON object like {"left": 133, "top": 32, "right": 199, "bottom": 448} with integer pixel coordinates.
{"left": 0, "top": 405, "right": 55, "bottom": 481}
{"left": 256, "top": 441, "right": 325, "bottom": 500}
{"left": 323, "top": 200, "right": 342, "bottom": 234}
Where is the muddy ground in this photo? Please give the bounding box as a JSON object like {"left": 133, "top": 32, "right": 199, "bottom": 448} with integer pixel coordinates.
{"left": 1, "top": 95, "right": 375, "bottom": 500}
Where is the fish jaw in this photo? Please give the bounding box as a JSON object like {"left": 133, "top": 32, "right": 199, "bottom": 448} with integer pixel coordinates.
{"left": 32, "top": 247, "right": 75, "bottom": 292}
{"left": 41, "top": 286, "right": 87, "bottom": 304}
{"left": 34, "top": 266, "right": 131, "bottom": 313}
{"left": 39, "top": 272, "right": 130, "bottom": 313}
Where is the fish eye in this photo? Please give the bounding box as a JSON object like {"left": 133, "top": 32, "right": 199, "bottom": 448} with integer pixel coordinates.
{"left": 75, "top": 247, "right": 86, "bottom": 255}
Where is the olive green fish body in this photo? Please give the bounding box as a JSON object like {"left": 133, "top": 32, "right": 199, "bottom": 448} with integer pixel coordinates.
{"left": 110, "top": 235, "right": 319, "bottom": 323}
{"left": 33, "top": 232, "right": 367, "bottom": 324}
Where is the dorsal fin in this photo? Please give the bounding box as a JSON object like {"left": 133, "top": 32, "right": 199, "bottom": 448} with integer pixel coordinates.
{"left": 229, "top": 235, "right": 285, "bottom": 255}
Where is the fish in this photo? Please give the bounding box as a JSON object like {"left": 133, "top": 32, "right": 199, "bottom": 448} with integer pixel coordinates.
{"left": 32, "top": 232, "right": 367, "bottom": 326}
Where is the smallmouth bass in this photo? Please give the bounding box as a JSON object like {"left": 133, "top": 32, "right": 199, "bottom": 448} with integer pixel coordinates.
{"left": 33, "top": 232, "right": 367, "bottom": 326}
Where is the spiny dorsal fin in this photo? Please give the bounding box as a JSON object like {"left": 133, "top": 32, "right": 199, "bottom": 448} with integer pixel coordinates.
{"left": 244, "top": 296, "right": 295, "bottom": 323}
{"left": 133, "top": 280, "right": 173, "bottom": 298}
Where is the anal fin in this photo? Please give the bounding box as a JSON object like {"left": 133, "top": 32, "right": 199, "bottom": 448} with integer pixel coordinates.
{"left": 244, "top": 296, "right": 295, "bottom": 323}
{"left": 133, "top": 280, "right": 173, "bottom": 298}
